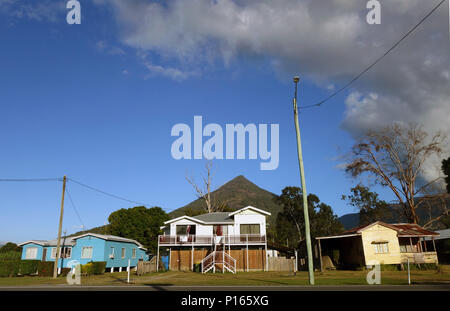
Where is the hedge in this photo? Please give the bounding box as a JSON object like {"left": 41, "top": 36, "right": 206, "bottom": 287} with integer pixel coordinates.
{"left": 81, "top": 261, "right": 106, "bottom": 275}
{"left": 0, "top": 261, "right": 20, "bottom": 277}
{"left": 37, "top": 261, "right": 55, "bottom": 277}
{"left": 0, "top": 260, "right": 83, "bottom": 277}
{"left": 19, "top": 260, "right": 40, "bottom": 275}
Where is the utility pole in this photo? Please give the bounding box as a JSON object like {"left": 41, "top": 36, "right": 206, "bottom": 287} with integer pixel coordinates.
{"left": 53, "top": 175, "right": 67, "bottom": 279}
{"left": 292, "top": 77, "right": 315, "bottom": 285}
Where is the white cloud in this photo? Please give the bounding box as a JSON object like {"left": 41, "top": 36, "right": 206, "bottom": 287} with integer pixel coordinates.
{"left": 143, "top": 61, "right": 198, "bottom": 81}
{"left": 91, "top": 0, "right": 450, "bottom": 184}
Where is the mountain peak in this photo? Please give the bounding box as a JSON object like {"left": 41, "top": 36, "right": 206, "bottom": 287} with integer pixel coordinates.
{"left": 169, "top": 175, "right": 282, "bottom": 223}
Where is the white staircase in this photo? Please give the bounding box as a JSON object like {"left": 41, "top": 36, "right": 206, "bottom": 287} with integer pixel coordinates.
{"left": 201, "top": 250, "right": 236, "bottom": 274}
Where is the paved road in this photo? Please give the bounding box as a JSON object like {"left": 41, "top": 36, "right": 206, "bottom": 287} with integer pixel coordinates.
{"left": 1, "top": 284, "right": 449, "bottom": 291}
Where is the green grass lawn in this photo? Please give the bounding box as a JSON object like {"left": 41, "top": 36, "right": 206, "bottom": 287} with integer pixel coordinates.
{"left": 0, "top": 266, "right": 449, "bottom": 287}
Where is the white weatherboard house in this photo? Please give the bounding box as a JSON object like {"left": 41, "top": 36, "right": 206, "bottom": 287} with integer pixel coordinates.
{"left": 158, "top": 206, "right": 271, "bottom": 273}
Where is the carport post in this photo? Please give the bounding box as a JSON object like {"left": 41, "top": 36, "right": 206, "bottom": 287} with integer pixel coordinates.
{"left": 318, "top": 238, "right": 323, "bottom": 272}
{"left": 407, "top": 258, "right": 411, "bottom": 285}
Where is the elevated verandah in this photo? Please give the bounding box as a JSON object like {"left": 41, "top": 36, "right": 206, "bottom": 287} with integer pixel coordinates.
{"left": 157, "top": 234, "right": 268, "bottom": 272}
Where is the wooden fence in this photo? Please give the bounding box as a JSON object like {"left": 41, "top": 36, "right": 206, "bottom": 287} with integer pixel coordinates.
{"left": 136, "top": 256, "right": 164, "bottom": 275}
{"left": 267, "top": 257, "right": 295, "bottom": 272}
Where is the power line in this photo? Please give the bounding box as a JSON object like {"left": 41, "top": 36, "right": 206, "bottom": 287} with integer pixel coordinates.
{"left": 0, "top": 176, "right": 177, "bottom": 213}
{"left": 0, "top": 178, "right": 62, "bottom": 182}
{"left": 67, "top": 177, "right": 152, "bottom": 207}
{"left": 300, "top": 0, "right": 447, "bottom": 110}
{"left": 65, "top": 186, "right": 86, "bottom": 232}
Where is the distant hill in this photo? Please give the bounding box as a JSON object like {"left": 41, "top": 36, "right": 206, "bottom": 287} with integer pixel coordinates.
{"left": 169, "top": 175, "right": 283, "bottom": 224}
{"left": 338, "top": 195, "right": 450, "bottom": 230}
{"left": 338, "top": 213, "right": 360, "bottom": 230}
{"left": 68, "top": 225, "right": 109, "bottom": 237}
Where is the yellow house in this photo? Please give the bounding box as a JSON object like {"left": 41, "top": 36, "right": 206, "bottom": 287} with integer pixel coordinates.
{"left": 316, "top": 222, "right": 440, "bottom": 269}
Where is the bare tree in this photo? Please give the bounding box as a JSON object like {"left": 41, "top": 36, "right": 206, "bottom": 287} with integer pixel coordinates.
{"left": 186, "top": 161, "right": 225, "bottom": 213}
{"left": 345, "top": 123, "right": 446, "bottom": 225}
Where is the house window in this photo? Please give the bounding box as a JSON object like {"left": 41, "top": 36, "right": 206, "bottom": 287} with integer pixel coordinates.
{"left": 132, "top": 248, "right": 136, "bottom": 259}
{"left": 81, "top": 246, "right": 93, "bottom": 259}
{"left": 63, "top": 247, "right": 72, "bottom": 258}
{"left": 51, "top": 247, "right": 72, "bottom": 259}
{"left": 110, "top": 247, "right": 115, "bottom": 258}
{"left": 373, "top": 243, "right": 389, "bottom": 254}
{"left": 25, "top": 247, "right": 38, "bottom": 259}
{"left": 176, "top": 225, "right": 196, "bottom": 235}
{"left": 240, "top": 224, "right": 260, "bottom": 235}
{"left": 213, "top": 225, "right": 228, "bottom": 236}
{"left": 121, "top": 248, "right": 126, "bottom": 259}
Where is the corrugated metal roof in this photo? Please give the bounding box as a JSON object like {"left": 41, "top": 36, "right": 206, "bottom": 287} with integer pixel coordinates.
{"left": 342, "top": 222, "right": 439, "bottom": 237}
{"left": 389, "top": 223, "right": 439, "bottom": 236}
{"left": 192, "top": 212, "right": 234, "bottom": 223}
{"left": 424, "top": 229, "right": 450, "bottom": 241}
{"left": 20, "top": 233, "right": 146, "bottom": 250}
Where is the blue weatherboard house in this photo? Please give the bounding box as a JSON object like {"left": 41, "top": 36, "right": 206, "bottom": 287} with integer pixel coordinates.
{"left": 19, "top": 233, "right": 149, "bottom": 272}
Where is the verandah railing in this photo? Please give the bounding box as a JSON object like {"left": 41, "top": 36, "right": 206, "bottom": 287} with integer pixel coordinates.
{"left": 158, "top": 234, "right": 266, "bottom": 245}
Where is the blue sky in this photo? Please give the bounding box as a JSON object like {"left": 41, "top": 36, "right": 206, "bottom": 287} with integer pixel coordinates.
{"left": 1, "top": 0, "right": 448, "bottom": 243}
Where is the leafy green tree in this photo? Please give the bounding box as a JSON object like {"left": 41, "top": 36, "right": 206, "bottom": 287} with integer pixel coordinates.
{"left": 274, "top": 187, "right": 343, "bottom": 248}
{"left": 342, "top": 185, "right": 392, "bottom": 225}
{"left": 0, "top": 242, "right": 21, "bottom": 253}
{"left": 107, "top": 206, "right": 169, "bottom": 254}
{"left": 442, "top": 157, "right": 450, "bottom": 194}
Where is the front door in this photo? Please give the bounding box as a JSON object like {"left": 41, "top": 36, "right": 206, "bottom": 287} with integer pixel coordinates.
{"left": 42, "top": 248, "right": 47, "bottom": 261}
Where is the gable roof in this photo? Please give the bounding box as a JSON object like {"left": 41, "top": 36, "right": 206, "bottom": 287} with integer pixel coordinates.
{"left": 18, "top": 237, "right": 76, "bottom": 247}
{"left": 164, "top": 215, "right": 208, "bottom": 225}
{"left": 318, "top": 221, "right": 439, "bottom": 240}
{"left": 192, "top": 212, "right": 234, "bottom": 223}
{"left": 164, "top": 206, "right": 271, "bottom": 225}
{"left": 229, "top": 206, "right": 271, "bottom": 216}
{"left": 341, "top": 221, "right": 439, "bottom": 237}
{"left": 72, "top": 233, "right": 146, "bottom": 249}
{"left": 19, "top": 233, "right": 147, "bottom": 250}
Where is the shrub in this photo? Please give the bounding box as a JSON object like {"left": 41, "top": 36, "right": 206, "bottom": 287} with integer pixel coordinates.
{"left": 81, "top": 261, "right": 106, "bottom": 275}
{"left": 0, "top": 251, "right": 21, "bottom": 261}
{"left": 0, "top": 261, "right": 20, "bottom": 277}
{"left": 37, "top": 261, "right": 54, "bottom": 277}
{"left": 91, "top": 262, "right": 106, "bottom": 274}
{"left": 20, "top": 260, "right": 40, "bottom": 275}
{"left": 81, "top": 262, "right": 93, "bottom": 275}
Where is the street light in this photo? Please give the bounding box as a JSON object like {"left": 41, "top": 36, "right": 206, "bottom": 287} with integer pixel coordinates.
{"left": 292, "top": 76, "right": 315, "bottom": 285}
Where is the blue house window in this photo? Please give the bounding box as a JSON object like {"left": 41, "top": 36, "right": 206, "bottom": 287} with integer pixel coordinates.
{"left": 81, "top": 246, "right": 93, "bottom": 259}
{"left": 25, "top": 247, "right": 38, "bottom": 259}
{"left": 121, "top": 248, "right": 126, "bottom": 259}
{"left": 132, "top": 248, "right": 136, "bottom": 258}
{"left": 110, "top": 247, "right": 115, "bottom": 259}
{"left": 51, "top": 247, "right": 72, "bottom": 259}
